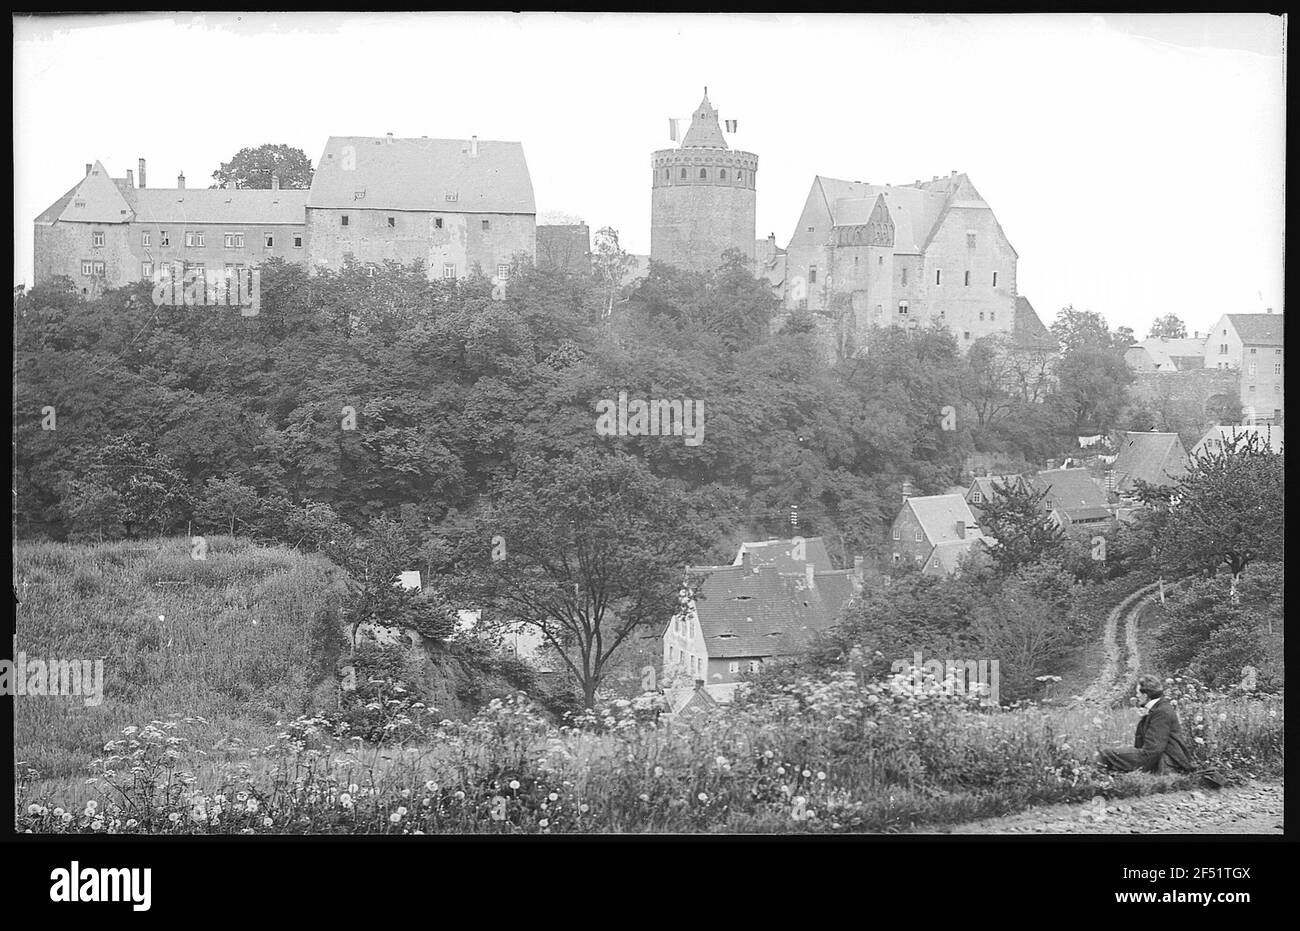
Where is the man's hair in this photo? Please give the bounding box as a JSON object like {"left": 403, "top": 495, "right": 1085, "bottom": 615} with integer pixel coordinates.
{"left": 1137, "top": 674, "right": 1164, "bottom": 698}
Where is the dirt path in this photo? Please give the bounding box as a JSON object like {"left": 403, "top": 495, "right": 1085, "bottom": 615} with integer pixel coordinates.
{"left": 921, "top": 781, "right": 1283, "bottom": 834}
{"left": 1076, "top": 582, "right": 1162, "bottom": 706}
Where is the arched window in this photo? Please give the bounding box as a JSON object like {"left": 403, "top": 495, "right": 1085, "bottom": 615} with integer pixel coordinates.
{"left": 699, "top": 168, "right": 708, "bottom": 180}
{"left": 680, "top": 168, "right": 687, "bottom": 179}
{"left": 664, "top": 169, "right": 670, "bottom": 180}
{"left": 737, "top": 170, "right": 744, "bottom": 182}
{"left": 719, "top": 168, "right": 727, "bottom": 180}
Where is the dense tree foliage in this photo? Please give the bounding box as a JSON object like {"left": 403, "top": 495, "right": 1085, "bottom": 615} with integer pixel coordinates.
{"left": 210, "top": 143, "right": 314, "bottom": 189}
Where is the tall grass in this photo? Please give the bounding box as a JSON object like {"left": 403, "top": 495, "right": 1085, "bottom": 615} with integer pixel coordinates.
{"left": 13, "top": 536, "right": 348, "bottom": 779}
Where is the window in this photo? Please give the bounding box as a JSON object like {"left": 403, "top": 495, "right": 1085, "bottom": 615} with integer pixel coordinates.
{"left": 481, "top": 219, "right": 491, "bottom": 230}
{"left": 91, "top": 261, "right": 105, "bottom": 276}
{"left": 496, "top": 264, "right": 510, "bottom": 280}
{"left": 1276, "top": 349, "right": 1282, "bottom": 356}
{"left": 1249, "top": 362, "right": 1257, "bottom": 375}
{"left": 1248, "top": 385, "right": 1256, "bottom": 393}
{"left": 935, "top": 269, "right": 942, "bottom": 285}
{"left": 749, "top": 660, "right": 761, "bottom": 673}
{"left": 854, "top": 256, "right": 859, "bottom": 268}
{"left": 159, "top": 231, "right": 169, "bottom": 247}
{"left": 142, "top": 232, "right": 151, "bottom": 247}
{"left": 341, "top": 215, "right": 349, "bottom": 227}
{"left": 365, "top": 264, "right": 377, "bottom": 277}
{"left": 807, "top": 226, "right": 815, "bottom": 232}
{"left": 680, "top": 168, "right": 687, "bottom": 179}
{"left": 699, "top": 168, "right": 708, "bottom": 179}
{"left": 141, "top": 261, "right": 153, "bottom": 278}
{"left": 898, "top": 301, "right": 909, "bottom": 315}
{"left": 265, "top": 234, "right": 274, "bottom": 248}
{"left": 964, "top": 331, "right": 971, "bottom": 340}
{"left": 964, "top": 270, "right": 970, "bottom": 286}
{"left": 738, "top": 170, "right": 744, "bottom": 182}
{"left": 913, "top": 529, "right": 922, "bottom": 543}
{"left": 1275, "top": 384, "right": 1281, "bottom": 394}
{"left": 967, "top": 233, "right": 977, "bottom": 248}
{"left": 185, "top": 231, "right": 204, "bottom": 247}
{"left": 892, "top": 553, "right": 901, "bottom": 564}
{"left": 434, "top": 217, "right": 444, "bottom": 230}
{"left": 892, "top": 528, "right": 901, "bottom": 540}
{"left": 293, "top": 234, "right": 303, "bottom": 248}
{"left": 442, "top": 263, "right": 457, "bottom": 279}
{"left": 971, "top": 490, "right": 983, "bottom": 504}
{"left": 979, "top": 311, "right": 985, "bottom": 321}
{"left": 1274, "top": 363, "right": 1282, "bottom": 375}
{"left": 719, "top": 169, "right": 727, "bottom": 180}
{"left": 669, "top": 646, "right": 675, "bottom": 662}
{"left": 664, "top": 169, "right": 669, "bottom": 180}
{"left": 387, "top": 217, "right": 396, "bottom": 228}
{"left": 992, "top": 271, "right": 998, "bottom": 286}
{"left": 1250, "top": 348, "right": 1257, "bottom": 354}
{"left": 915, "top": 555, "right": 924, "bottom": 565}
{"left": 990, "top": 312, "right": 996, "bottom": 321}
{"left": 728, "top": 661, "right": 740, "bottom": 674}
{"left": 1219, "top": 344, "right": 1229, "bottom": 354}
{"left": 878, "top": 255, "right": 884, "bottom": 265}
{"left": 808, "top": 265, "right": 817, "bottom": 284}
{"left": 81, "top": 260, "right": 93, "bottom": 276}
{"left": 901, "top": 267, "right": 908, "bottom": 285}
{"left": 224, "top": 232, "right": 244, "bottom": 248}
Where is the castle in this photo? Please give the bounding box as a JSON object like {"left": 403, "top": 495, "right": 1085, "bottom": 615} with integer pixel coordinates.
{"left": 33, "top": 136, "right": 540, "bottom": 295}
{"left": 649, "top": 90, "right": 757, "bottom": 272}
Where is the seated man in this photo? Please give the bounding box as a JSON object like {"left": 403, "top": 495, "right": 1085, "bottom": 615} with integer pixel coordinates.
{"left": 1099, "top": 674, "right": 1194, "bottom": 774}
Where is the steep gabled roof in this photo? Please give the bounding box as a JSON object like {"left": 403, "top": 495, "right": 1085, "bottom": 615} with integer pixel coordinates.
{"left": 126, "top": 188, "right": 309, "bottom": 225}
{"left": 309, "top": 136, "right": 535, "bottom": 214}
{"left": 680, "top": 91, "right": 728, "bottom": 148}
{"left": 902, "top": 494, "right": 983, "bottom": 545}
{"left": 969, "top": 474, "right": 1026, "bottom": 503}
{"left": 1029, "top": 468, "right": 1110, "bottom": 511}
{"left": 1192, "top": 424, "right": 1284, "bottom": 457}
{"left": 687, "top": 562, "right": 853, "bottom": 660}
{"left": 1226, "top": 314, "right": 1283, "bottom": 346}
{"left": 733, "top": 536, "right": 833, "bottom": 573}
{"left": 1012, "top": 296, "right": 1055, "bottom": 350}
{"left": 49, "top": 161, "right": 134, "bottom": 224}
{"left": 921, "top": 538, "right": 990, "bottom": 576}
{"left": 1111, "top": 432, "right": 1190, "bottom": 492}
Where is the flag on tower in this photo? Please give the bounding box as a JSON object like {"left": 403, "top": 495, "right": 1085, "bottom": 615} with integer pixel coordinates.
{"left": 725, "top": 119, "right": 738, "bottom": 133}
{"left": 668, "top": 119, "right": 681, "bottom": 142}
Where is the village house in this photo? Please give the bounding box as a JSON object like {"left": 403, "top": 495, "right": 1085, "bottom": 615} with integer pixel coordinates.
{"left": 1027, "top": 468, "right": 1115, "bottom": 534}
{"left": 888, "top": 494, "right": 990, "bottom": 574}
{"left": 1108, "top": 431, "right": 1191, "bottom": 499}
{"left": 964, "top": 474, "right": 1027, "bottom": 528}
{"left": 1203, "top": 312, "right": 1284, "bottom": 424}
{"left": 660, "top": 539, "right": 862, "bottom": 700}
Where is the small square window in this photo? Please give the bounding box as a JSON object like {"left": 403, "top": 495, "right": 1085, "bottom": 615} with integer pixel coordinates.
{"left": 901, "top": 268, "right": 908, "bottom": 285}
{"left": 341, "top": 215, "right": 349, "bottom": 227}
{"left": 964, "top": 331, "right": 971, "bottom": 340}
{"left": 898, "top": 301, "right": 909, "bottom": 315}
{"left": 141, "top": 261, "right": 153, "bottom": 278}
{"left": 142, "top": 232, "right": 151, "bottom": 247}
{"left": 81, "top": 260, "right": 93, "bottom": 276}
{"left": 964, "top": 270, "right": 971, "bottom": 286}
{"left": 993, "top": 271, "right": 998, "bottom": 287}
{"left": 971, "top": 491, "right": 982, "bottom": 504}
{"left": 936, "top": 269, "right": 942, "bottom": 285}
{"left": 913, "top": 529, "right": 922, "bottom": 543}
{"left": 160, "top": 231, "right": 170, "bottom": 247}
{"left": 434, "top": 217, "right": 444, "bottom": 230}
{"left": 808, "top": 265, "right": 817, "bottom": 284}
{"left": 1274, "top": 363, "right": 1282, "bottom": 375}
{"left": 224, "top": 232, "right": 244, "bottom": 249}
{"left": 366, "top": 264, "right": 377, "bottom": 277}
{"left": 497, "top": 264, "right": 510, "bottom": 280}
{"left": 481, "top": 219, "right": 491, "bottom": 231}
{"left": 1250, "top": 348, "right": 1257, "bottom": 354}
{"left": 92, "top": 231, "right": 105, "bottom": 247}
{"left": 1248, "top": 385, "right": 1256, "bottom": 393}
{"left": 442, "top": 263, "right": 457, "bottom": 279}
{"left": 387, "top": 217, "right": 396, "bottom": 228}
{"left": 265, "top": 234, "right": 274, "bottom": 248}
{"left": 91, "top": 261, "right": 105, "bottom": 276}
{"left": 967, "top": 233, "right": 976, "bottom": 248}
{"left": 979, "top": 311, "right": 985, "bottom": 321}
{"left": 892, "top": 528, "right": 901, "bottom": 540}
{"left": 990, "top": 312, "right": 996, "bottom": 321}
{"left": 728, "top": 661, "right": 739, "bottom": 674}
{"left": 293, "top": 234, "right": 303, "bottom": 248}
{"left": 892, "top": 553, "right": 901, "bottom": 564}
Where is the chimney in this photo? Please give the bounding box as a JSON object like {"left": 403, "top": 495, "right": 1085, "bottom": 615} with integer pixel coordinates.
{"left": 271, "top": 173, "right": 280, "bottom": 191}
{"left": 1266, "top": 307, "right": 1273, "bottom": 314}
{"left": 85, "top": 163, "right": 92, "bottom": 176}
{"left": 385, "top": 132, "right": 394, "bottom": 145}
{"left": 932, "top": 175, "right": 938, "bottom": 182}
{"left": 805, "top": 563, "right": 816, "bottom": 589}
{"left": 138, "top": 158, "right": 146, "bottom": 188}
{"left": 741, "top": 549, "right": 757, "bottom": 574}
{"left": 470, "top": 135, "right": 479, "bottom": 158}
{"left": 126, "top": 169, "right": 134, "bottom": 188}
{"left": 951, "top": 169, "right": 958, "bottom": 177}
{"left": 955, "top": 521, "right": 966, "bottom": 540}
{"left": 178, "top": 172, "right": 186, "bottom": 190}
{"left": 901, "top": 480, "right": 913, "bottom": 498}
{"left": 694, "top": 678, "right": 705, "bottom": 692}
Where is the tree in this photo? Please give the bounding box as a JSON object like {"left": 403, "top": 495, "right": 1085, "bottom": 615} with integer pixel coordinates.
{"left": 1155, "top": 432, "right": 1284, "bottom": 598}
{"left": 195, "top": 476, "right": 262, "bottom": 536}
{"left": 60, "top": 434, "right": 189, "bottom": 540}
{"left": 454, "top": 450, "right": 711, "bottom": 706}
{"left": 1148, "top": 314, "right": 1188, "bottom": 339}
{"left": 591, "top": 227, "right": 636, "bottom": 322}
{"left": 976, "top": 477, "right": 1065, "bottom": 574}
{"left": 1050, "top": 344, "right": 1134, "bottom": 435}
{"left": 211, "top": 144, "right": 313, "bottom": 189}
{"left": 1050, "top": 305, "right": 1116, "bottom": 353}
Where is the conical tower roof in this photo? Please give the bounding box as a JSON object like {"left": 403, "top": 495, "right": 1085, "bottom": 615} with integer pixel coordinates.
{"left": 681, "top": 88, "right": 728, "bottom": 149}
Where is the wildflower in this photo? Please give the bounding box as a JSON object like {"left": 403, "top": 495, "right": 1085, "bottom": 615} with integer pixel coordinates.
{"left": 776, "top": 766, "right": 786, "bottom": 775}
{"left": 639, "top": 793, "right": 649, "bottom": 802}
{"left": 91, "top": 819, "right": 104, "bottom": 831}
{"left": 339, "top": 793, "right": 354, "bottom": 808}
{"left": 26, "top": 804, "right": 43, "bottom": 816}
{"left": 61, "top": 813, "right": 73, "bottom": 824}
{"left": 579, "top": 804, "right": 589, "bottom": 813}
{"left": 548, "top": 792, "right": 558, "bottom": 802}
{"left": 653, "top": 766, "right": 664, "bottom": 777}
{"left": 52, "top": 807, "right": 64, "bottom": 817}
{"left": 697, "top": 792, "right": 708, "bottom": 803}
{"left": 454, "top": 790, "right": 465, "bottom": 800}
{"left": 84, "top": 800, "right": 98, "bottom": 814}
{"left": 348, "top": 784, "right": 359, "bottom": 794}
{"left": 816, "top": 772, "right": 826, "bottom": 781}
{"left": 263, "top": 817, "right": 273, "bottom": 828}
{"left": 538, "top": 819, "right": 549, "bottom": 828}
{"left": 802, "top": 770, "right": 812, "bottom": 778}
{"left": 168, "top": 812, "right": 181, "bottom": 824}
{"left": 509, "top": 780, "right": 521, "bottom": 791}
{"left": 1195, "top": 737, "right": 1206, "bottom": 745}
{"left": 763, "top": 750, "right": 774, "bottom": 759}
{"left": 389, "top": 812, "right": 403, "bottom": 824}
{"left": 425, "top": 780, "right": 438, "bottom": 792}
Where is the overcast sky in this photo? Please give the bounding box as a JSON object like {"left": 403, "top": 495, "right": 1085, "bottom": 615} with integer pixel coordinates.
{"left": 13, "top": 12, "right": 1285, "bottom": 335}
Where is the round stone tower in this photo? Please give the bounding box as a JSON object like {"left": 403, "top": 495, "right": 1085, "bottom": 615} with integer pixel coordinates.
{"left": 651, "top": 89, "right": 757, "bottom": 272}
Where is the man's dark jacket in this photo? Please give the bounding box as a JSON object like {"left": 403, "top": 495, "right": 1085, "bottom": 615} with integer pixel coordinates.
{"left": 1135, "top": 697, "right": 1194, "bottom": 773}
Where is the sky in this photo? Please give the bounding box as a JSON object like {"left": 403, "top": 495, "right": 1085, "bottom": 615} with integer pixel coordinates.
{"left": 13, "top": 12, "right": 1286, "bottom": 336}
